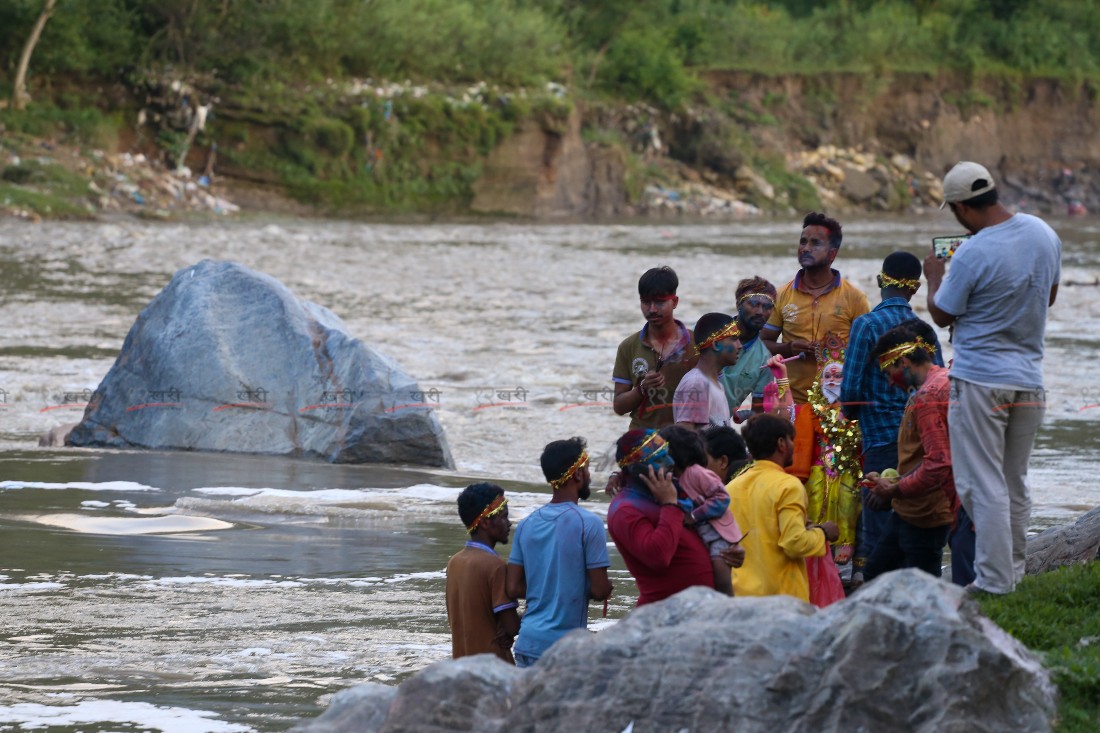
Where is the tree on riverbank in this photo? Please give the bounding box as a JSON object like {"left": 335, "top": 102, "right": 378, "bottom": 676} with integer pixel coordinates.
{"left": 3, "top": 0, "right": 1100, "bottom": 220}
{"left": 10, "top": 0, "right": 56, "bottom": 111}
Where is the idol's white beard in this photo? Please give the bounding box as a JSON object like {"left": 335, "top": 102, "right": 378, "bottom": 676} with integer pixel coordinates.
{"left": 822, "top": 383, "right": 842, "bottom": 404}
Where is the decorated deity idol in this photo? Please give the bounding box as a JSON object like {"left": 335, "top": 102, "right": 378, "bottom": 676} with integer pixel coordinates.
{"left": 787, "top": 332, "right": 862, "bottom": 606}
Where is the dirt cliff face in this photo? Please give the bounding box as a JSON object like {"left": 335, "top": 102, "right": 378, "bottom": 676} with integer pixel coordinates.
{"left": 471, "top": 108, "right": 626, "bottom": 218}
{"left": 469, "top": 72, "right": 1100, "bottom": 218}
{"left": 706, "top": 71, "right": 1100, "bottom": 205}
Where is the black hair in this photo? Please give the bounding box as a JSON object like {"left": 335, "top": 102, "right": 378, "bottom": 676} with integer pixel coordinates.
{"left": 638, "top": 266, "right": 679, "bottom": 298}
{"left": 540, "top": 436, "right": 587, "bottom": 484}
{"left": 658, "top": 425, "right": 708, "bottom": 472}
{"left": 802, "top": 211, "right": 843, "bottom": 249}
{"left": 881, "top": 251, "right": 922, "bottom": 282}
{"left": 741, "top": 414, "right": 795, "bottom": 461}
{"left": 871, "top": 319, "right": 936, "bottom": 366}
{"left": 457, "top": 482, "right": 504, "bottom": 527}
{"left": 701, "top": 425, "right": 749, "bottom": 482}
{"left": 897, "top": 317, "right": 937, "bottom": 344}
{"left": 735, "top": 276, "right": 777, "bottom": 302}
{"left": 959, "top": 176, "right": 999, "bottom": 209}
{"left": 692, "top": 312, "right": 735, "bottom": 348}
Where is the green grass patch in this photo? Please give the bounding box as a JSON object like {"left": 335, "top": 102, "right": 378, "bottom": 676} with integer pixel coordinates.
{"left": 977, "top": 562, "right": 1100, "bottom": 733}
{"left": 0, "top": 182, "right": 93, "bottom": 218}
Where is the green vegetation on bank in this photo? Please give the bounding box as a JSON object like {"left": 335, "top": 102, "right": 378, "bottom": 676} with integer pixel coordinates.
{"left": 4, "top": 0, "right": 1100, "bottom": 104}
{"left": 977, "top": 562, "right": 1100, "bottom": 733}
{"left": 3, "top": 0, "right": 1100, "bottom": 215}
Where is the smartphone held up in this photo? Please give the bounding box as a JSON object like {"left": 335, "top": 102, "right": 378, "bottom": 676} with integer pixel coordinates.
{"left": 932, "top": 234, "right": 971, "bottom": 260}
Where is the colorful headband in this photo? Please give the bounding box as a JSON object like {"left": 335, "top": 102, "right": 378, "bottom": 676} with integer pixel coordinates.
{"left": 466, "top": 495, "right": 507, "bottom": 535}
{"left": 877, "top": 337, "right": 938, "bottom": 370}
{"left": 879, "top": 272, "right": 921, "bottom": 291}
{"left": 737, "top": 292, "right": 776, "bottom": 306}
{"left": 549, "top": 451, "right": 589, "bottom": 490}
{"left": 617, "top": 432, "right": 668, "bottom": 468}
{"left": 698, "top": 320, "right": 740, "bottom": 352}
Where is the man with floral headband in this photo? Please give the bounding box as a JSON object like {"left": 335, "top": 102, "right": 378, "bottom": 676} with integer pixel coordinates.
{"left": 862, "top": 320, "right": 960, "bottom": 582}
{"left": 506, "top": 437, "right": 612, "bottom": 668}
{"left": 720, "top": 276, "right": 780, "bottom": 420}
{"left": 607, "top": 429, "right": 743, "bottom": 605}
{"left": 446, "top": 483, "right": 520, "bottom": 663}
{"left": 674, "top": 312, "right": 743, "bottom": 429}
{"left": 839, "top": 251, "right": 943, "bottom": 584}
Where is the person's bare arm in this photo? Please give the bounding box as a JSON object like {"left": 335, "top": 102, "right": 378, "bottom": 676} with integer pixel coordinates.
{"left": 497, "top": 607, "right": 520, "bottom": 645}
{"left": 587, "top": 567, "right": 613, "bottom": 601}
{"left": 1050, "top": 283, "right": 1059, "bottom": 307}
{"left": 923, "top": 251, "right": 957, "bottom": 328}
{"left": 505, "top": 563, "right": 526, "bottom": 600}
{"left": 612, "top": 382, "right": 640, "bottom": 416}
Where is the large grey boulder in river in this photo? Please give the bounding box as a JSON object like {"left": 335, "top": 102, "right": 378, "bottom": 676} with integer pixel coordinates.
{"left": 67, "top": 259, "right": 453, "bottom": 467}
{"left": 291, "top": 570, "right": 1056, "bottom": 733}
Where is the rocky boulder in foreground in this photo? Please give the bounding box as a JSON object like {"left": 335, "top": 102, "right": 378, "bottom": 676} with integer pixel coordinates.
{"left": 292, "top": 570, "right": 1056, "bottom": 733}
{"left": 68, "top": 259, "right": 453, "bottom": 467}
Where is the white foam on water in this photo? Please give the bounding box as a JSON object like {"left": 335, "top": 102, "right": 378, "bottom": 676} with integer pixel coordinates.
{"left": 383, "top": 570, "right": 446, "bottom": 583}
{"left": 0, "top": 480, "right": 159, "bottom": 492}
{"left": 0, "top": 582, "right": 64, "bottom": 592}
{"left": 29, "top": 513, "right": 235, "bottom": 535}
{"left": 143, "top": 576, "right": 305, "bottom": 589}
{"left": 179, "top": 483, "right": 558, "bottom": 522}
{"left": 80, "top": 500, "right": 111, "bottom": 509}
{"left": 0, "top": 699, "right": 255, "bottom": 732}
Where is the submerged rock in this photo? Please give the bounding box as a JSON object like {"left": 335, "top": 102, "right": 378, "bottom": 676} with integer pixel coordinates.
{"left": 292, "top": 570, "right": 1056, "bottom": 733}
{"left": 67, "top": 260, "right": 453, "bottom": 467}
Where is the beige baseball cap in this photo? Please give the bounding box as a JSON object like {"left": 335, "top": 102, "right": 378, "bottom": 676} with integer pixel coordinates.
{"left": 940, "top": 161, "right": 996, "bottom": 209}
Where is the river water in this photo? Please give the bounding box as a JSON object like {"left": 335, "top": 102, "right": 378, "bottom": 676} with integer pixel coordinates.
{"left": 0, "top": 216, "right": 1097, "bottom": 731}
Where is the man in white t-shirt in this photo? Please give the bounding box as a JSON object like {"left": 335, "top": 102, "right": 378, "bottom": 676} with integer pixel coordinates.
{"left": 673, "top": 313, "right": 742, "bottom": 429}
{"left": 923, "top": 161, "right": 1061, "bottom": 595}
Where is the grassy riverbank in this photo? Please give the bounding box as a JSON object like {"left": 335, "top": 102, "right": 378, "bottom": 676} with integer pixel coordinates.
{"left": 3, "top": 1, "right": 1100, "bottom": 220}
{"left": 977, "top": 562, "right": 1100, "bottom": 733}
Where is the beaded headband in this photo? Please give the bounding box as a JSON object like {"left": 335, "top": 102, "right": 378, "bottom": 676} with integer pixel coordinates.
{"left": 879, "top": 272, "right": 921, "bottom": 291}
{"left": 549, "top": 451, "right": 589, "bottom": 490}
{"left": 877, "top": 337, "right": 938, "bottom": 371}
{"left": 698, "top": 320, "right": 740, "bottom": 352}
{"left": 466, "top": 495, "right": 507, "bottom": 535}
{"left": 617, "top": 432, "right": 668, "bottom": 468}
{"left": 737, "top": 292, "right": 776, "bottom": 306}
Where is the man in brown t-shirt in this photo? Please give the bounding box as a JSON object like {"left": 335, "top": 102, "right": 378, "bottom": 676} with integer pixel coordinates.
{"left": 445, "top": 483, "right": 520, "bottom": 663}
{"left": 612, "top": 266, "right": 698, "bottom": 430}
{"left": 862, "top": 321, "right": 959, "bottom": 581}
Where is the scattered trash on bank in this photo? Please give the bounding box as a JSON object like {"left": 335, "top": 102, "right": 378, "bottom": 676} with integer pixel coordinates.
{"left": 1, "top": 138, "right": 239, "bottom": 221}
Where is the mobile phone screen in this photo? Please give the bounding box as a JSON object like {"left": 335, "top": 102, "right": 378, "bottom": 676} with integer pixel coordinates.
{"left": 931, "top": 235, "right": 970, "bottom": 260}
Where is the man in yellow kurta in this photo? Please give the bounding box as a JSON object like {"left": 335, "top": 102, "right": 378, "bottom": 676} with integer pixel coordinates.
{"left": 727, "top": 414, "right": 839, "bottom": 601}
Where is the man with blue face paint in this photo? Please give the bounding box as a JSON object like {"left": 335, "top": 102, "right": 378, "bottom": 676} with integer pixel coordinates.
{"left": 607, "top": 430, "right": 745, "bottom": 606}
{"left": 673, "top": 313, "right": 743, "bottom": 429}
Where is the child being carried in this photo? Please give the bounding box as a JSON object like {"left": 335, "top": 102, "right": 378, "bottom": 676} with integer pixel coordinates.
{"left": 660, "top": 425, "right": 745, "bottom": 596}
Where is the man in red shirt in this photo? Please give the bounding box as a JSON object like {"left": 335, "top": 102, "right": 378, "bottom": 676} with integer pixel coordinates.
{"left": 607, "top": 429, "right": 744, "bottom": 605}
{"left": 862, "top": 320, "right": 960, "bottom": 580}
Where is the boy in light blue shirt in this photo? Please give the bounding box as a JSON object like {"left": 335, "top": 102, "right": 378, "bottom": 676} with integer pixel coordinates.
{"left": 506, "top": 437, "right": 612, "bottom": 667}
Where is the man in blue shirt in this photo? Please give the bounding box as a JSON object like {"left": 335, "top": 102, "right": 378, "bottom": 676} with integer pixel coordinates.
{"left": 506, "top": 437, "right": 613, "bottom": 667}
{"left": 925, "top": 161, "right": 1060, "bottom": 595}
{"left": 720, "top": 277, "right": 778, "bottom": 422}
{"left": 840, "top": 251, "right": 943, "bottom": 583}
